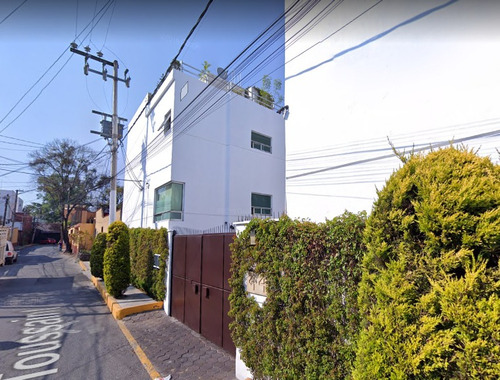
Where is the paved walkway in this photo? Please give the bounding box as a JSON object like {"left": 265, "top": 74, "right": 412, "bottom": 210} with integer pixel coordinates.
{"left": 78, "top": 259, "right": 236, "bottom": 380}
{"left": 123, "top": 311, "right": 236, "bottom": 380}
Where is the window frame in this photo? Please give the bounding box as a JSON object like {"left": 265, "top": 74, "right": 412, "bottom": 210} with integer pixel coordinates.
{"left": 251, "top": 131, "right": 272, "bottom": 153}
{"left": 153, "top": 181, "right": 184, "bottom": 222}
{"left": 251, "top": 192, "right": 272, "bottom": 216}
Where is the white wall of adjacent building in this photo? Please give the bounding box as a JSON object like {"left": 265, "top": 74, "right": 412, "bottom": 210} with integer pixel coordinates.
{"left": 0, "top": 190, "right": 23, "bottom": 224}
{"left": 284, "top": 0, "right": 500, "bottom": 222}
{"left": 122, "top": 65, "right": 286, "bottom": 232}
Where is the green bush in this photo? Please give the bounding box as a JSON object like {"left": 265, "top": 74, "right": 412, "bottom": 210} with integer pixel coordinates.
{"left": 354, "top": 147, "right": 500, "bottom": 379}
{"left": 229, "top": 212, "right": 366, "bottom": 379}
{"left": 90, "top": 233, "right": 106, "bottom": 278}
{"left": 103, "top": 221, "right": 130, "bottom": 298}
{"left": 129, "top": 227, "right": 168, "bottom": 301}
{"left": 130, "top": 228, "right": 154, "bottom": 291}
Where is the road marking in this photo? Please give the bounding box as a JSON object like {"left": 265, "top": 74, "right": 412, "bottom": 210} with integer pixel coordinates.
{"left": 116, "top": 320, "right": 162, "bottom": 380}
{"left": 0, "top": 307, "right": 80, "bottom": 380}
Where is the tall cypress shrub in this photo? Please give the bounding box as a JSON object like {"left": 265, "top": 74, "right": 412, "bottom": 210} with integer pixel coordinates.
{"left": 90, "top": 232, "right": 106, "bottom": 278}
{"left": 103, "top": 221, "right": 130, "bottom": 298}
{"left": 354, "top": 147, "right": 500, "bottom": 379}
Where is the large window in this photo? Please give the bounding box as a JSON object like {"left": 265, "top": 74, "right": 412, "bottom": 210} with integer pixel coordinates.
{"left": 251, "top": 193, "right": 272, "bottom": 216}
{"left": 154, "top": 182, "right": 184, "bottom": 221}
{"left": 251, "top": 131, "right": 272, "bottom": 153}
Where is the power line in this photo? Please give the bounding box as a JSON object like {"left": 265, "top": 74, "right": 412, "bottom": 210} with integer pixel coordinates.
{"left": 287, "top": 129, "right": 500, "bottom": 180}
{"left": 0, "top": 0, "right": 28, "bottom": 26}
{"left": 169, "top": 0, "right": 214, "bottom": 69}
{"left": 0, "top": 0, "right": 115, "bottom": 134}
{"left": 122, "top": 0, "right": 216, "bottom": 143}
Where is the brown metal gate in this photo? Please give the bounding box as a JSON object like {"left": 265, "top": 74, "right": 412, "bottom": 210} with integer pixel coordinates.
{"left": 171, "top": 233, "right": 236, "bottom": 355}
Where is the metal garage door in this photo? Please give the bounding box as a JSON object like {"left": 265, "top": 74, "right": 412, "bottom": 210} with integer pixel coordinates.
{"left": 171, "top": 233, "right": 236, "bottom": 355}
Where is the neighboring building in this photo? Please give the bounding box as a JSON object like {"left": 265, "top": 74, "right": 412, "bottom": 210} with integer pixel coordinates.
{"left": 284, "top": 0, "right": 500, "bottom": 221}
{"left": 68, "top": 222, "right": 95, "bottom": 254}
{"left": 122, "top": 62, "right": 286, "bottom": 232}
{"left": 94, "top": 207, "right": 122, "bottom": 235}
{"left": 0, "top": 190, "right": 23, "bottom": 225}
{"left": 64, "top": 205, "right": 95, "bottom": 226}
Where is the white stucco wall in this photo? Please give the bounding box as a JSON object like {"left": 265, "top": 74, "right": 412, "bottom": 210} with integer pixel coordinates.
{"left": 284, "top": 0, "right": 500, "bottom": 221}
{"left": 123, "top": 66, "right": 286, "bottom": 232}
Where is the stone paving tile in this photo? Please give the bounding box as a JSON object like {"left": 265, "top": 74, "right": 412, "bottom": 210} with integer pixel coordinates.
{"left": 122, "top": 310, "right": 236, "bottom": 380}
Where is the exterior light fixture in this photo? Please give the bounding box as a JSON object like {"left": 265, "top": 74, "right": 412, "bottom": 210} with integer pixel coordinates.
{"left": 250, "top": 230, "right": 256, "bottom": 246}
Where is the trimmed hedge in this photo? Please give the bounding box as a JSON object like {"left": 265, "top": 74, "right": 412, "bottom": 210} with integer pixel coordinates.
{"left": 90, "top": 232, "right": 106, "bottom": 278}
{"left": 103, "top": 221, "right": 130, "bottom": 298}
{"left": 129, "top": 227, "right": 168, "bottom": 301}
{"left": 354, "top": 147, "right": 500, "bottom": 379}
{"left": 229, "top": 212, "right": 366, "bottom": 379}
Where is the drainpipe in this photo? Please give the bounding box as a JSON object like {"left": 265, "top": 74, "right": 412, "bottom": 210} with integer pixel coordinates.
{"left": 165, "top": 229, "right": 175, "bottom": 315}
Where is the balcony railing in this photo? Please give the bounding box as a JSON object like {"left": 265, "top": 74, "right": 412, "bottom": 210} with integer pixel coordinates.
{"left": 180, "top": 62, "right": 281, "bottom": 111}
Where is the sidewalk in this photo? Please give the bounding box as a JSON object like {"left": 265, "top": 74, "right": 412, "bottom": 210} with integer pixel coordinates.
{"left": 78, "top": 260, "right": 236, "bottom": 380}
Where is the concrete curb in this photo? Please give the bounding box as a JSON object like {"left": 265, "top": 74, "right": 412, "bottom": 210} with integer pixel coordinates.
{"left": 79, "top": 260, "right": 163, "bottom": 320}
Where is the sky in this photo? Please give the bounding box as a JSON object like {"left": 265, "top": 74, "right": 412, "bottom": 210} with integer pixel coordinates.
{"left": 0, "top": 0, "right": 284, "bottom": 207}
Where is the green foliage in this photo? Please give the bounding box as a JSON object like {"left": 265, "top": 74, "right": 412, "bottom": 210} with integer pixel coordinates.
{"left": 28, "top": 139, "right": 109, "bottom": 252}
{"left": 129, "top": 227, "right": 168, "bottom": 301}
{"left": 199, "top": 60, "right": 212, "bottom": 82}
{"left": 261, "top": 74, "right": 283, "bottom": 106}
{"left": 229, "top": 212, "right": 366, "bottom": 379}
{"left": 354, "top": 147, "right": 500, "bottom": 379}
{"left": 103, "top": 221, "right": 130, "bottom": 298}
{"left": 90, "top": 233, "right": 107, "bottom": 278}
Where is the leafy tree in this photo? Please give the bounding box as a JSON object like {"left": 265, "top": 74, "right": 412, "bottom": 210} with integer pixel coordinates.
{"left": 23, "top": 201, "right": 59, "bottom": 223}
{"left": 354, "top": 147, "right": 500, "bottom": 379}
{"left": 93, "top": 185, "right": 124, "bottom": 211}
{"left": 29, "top": 139, "right": 109, "bottom": 252}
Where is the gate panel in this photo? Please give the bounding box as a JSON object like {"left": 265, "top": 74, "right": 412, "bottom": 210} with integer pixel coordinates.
{"left": 202, "top": 234, "right": 224, "bottom": 289}
{"left": 201, "top": 285, "right": 223, "bottom": 347}
{"left": 172, "top": 235, "right": 186, "bottom": 277}
{"left": 184, "top": 280, "right": 201, "bottom": 333}
{"left": 171, "top": 232, "right": 236, "bottom": 355}
{"left": 171, "top": 276, "right": 185, "bottom": 322}
{"left": 185, "top": 235, "right": 202, "bottom": 282}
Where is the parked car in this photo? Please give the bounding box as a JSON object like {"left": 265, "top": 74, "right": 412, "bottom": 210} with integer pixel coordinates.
{"left": 5, "top": 241, "right": 17, "bottom": 264}
{"left": 39, "top": 238, "right": 57, "bottom": 244}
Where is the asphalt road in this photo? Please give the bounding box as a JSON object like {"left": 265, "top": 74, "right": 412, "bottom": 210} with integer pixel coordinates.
{"left": 0, "top": 244, "right": 150, "bottom": 380}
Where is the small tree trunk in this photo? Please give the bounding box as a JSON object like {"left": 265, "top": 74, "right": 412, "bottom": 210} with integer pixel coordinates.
{"left": 61, "top": 219, "right": 71, "bottom": 253}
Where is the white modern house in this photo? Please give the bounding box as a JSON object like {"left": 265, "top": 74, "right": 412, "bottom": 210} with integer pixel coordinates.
{"left": 284, "top": 0, "right": 500, "bottom": 221}
{"left": 122, "top": 62, "right": 286, "bottom": 233}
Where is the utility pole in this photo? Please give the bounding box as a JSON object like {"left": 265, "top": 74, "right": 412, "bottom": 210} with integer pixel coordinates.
{"left": 2, "top": 194, "right": 9, "bottom": 226}
{"left": 10, "top": 190, "right": 18, "bottom": 240}
{"left": 69, "top": 43, "right": 130, "bottom": 225}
